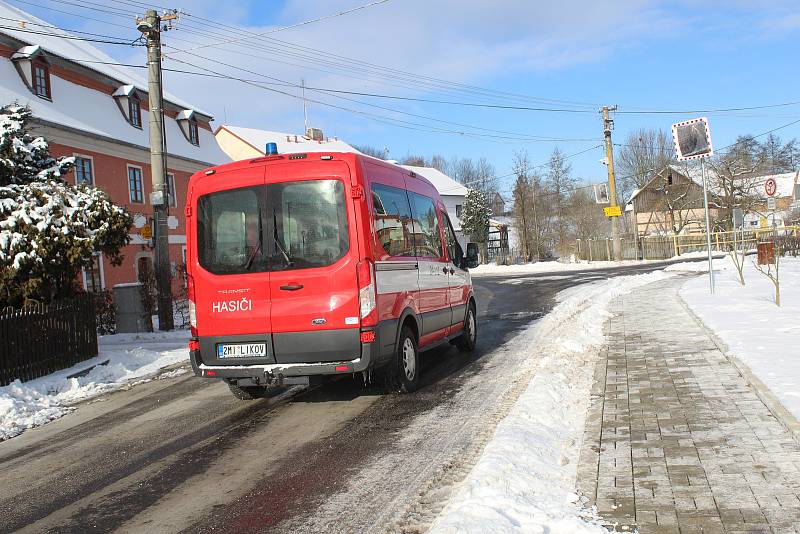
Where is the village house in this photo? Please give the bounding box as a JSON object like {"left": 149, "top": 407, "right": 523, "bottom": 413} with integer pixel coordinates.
{"left": 0, "top": 1, "right": 229, "bottom": 292}
{"left": 743, "top": 171, "right": 799, "bottom": 228}
{"left": 626, "top": 165, "right": 717, "bottom": 236}
{"left": 490, "top": 191, "right": 506, "bottom": 216}
{"left": 628, "top": 164, "right": 799, "bottom": 236}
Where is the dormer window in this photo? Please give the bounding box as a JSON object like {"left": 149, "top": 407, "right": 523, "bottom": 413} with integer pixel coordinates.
{"left": 188, "top": 120, "right": 199, "bottom": 145}
{"left": 32, "top": 63, "right": 51, "bottom": 99}
{"left": 176, "top": 109, "right": 200, "bottom": 146}
{"left": 113, "top": 85, "right": 144, "bottom": 129}
{"left": 11, "top": 45, "right": 52, "bottom": 100}
{"left": 129, "top": 94, "right": 142, "bottom": 128}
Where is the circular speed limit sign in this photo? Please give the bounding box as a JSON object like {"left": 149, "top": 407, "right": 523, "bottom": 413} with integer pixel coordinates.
{"left": 765, "top": 178, "right": 777, "bottom": 197}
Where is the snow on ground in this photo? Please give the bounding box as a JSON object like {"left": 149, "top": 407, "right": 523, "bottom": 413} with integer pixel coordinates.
{"left": 429, "top": 269, "right": 676, "bottom": 533}
{"left": 470, "top": 251, "right": 722, "bottom": 277}
{"left": 676, "top": 255, "right": 800, "bottom": 420}
{"left": 0, "top": 330, "right": 189, "bottom": 441}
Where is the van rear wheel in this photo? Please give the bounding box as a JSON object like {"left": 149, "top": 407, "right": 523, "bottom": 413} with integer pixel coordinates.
{"left": 386, "top": 325, "right": 420, "bottom": 393}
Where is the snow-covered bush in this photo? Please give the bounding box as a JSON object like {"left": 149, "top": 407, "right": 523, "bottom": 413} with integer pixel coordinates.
{"left": 0, "top": 104, "right": 132, "bottom": 307}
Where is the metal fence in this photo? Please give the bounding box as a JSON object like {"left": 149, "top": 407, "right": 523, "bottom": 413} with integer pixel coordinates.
{"left": 575, "top": 226, "right": 800, "bottom": 261}
{"left": 0, "top": 294, "right": 98, "bottom": 386}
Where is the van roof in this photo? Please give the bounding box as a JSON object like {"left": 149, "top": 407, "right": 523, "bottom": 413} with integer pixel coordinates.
{"left": 194, "top": 152, "right": 440, "bottom": 194}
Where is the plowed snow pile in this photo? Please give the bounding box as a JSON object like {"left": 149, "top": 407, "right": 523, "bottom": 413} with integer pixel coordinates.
{"left": 429, "top": 270, "right": 674, "bottom": 534}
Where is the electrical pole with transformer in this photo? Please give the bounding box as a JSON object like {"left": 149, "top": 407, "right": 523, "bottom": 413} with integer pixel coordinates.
{"left": 137, "top": 9, "right": 178, "bottom": 330}
{"left": 601, "top": 105, "right": 622, "bottom": 261}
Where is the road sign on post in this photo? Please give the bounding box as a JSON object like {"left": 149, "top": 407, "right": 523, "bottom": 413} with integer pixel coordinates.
{"left": 767, "top": 197, "right": 776, "bottom": 211}
{"left": 672, "top": 117, "right": 715, "bottom": 294}
{"left": 757, "top": 241, "right": 775, "bottom": 265}
{"left": 604, "top": 206, "right": 622, "bottom": 217}
{"left": 765, "top": 178, "right": 777, "bottom": 197}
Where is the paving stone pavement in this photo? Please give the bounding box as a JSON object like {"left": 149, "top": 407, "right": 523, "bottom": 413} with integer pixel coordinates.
{"left": 577, "top": 276, "right": 800, "bottom": 534}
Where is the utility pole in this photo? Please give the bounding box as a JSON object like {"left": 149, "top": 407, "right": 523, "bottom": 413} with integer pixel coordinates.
{"left": 137, "top": 9, "right": 178, "bottom": 331}
{"left": 601, "top": 105, "right": 622, "bottom": 261}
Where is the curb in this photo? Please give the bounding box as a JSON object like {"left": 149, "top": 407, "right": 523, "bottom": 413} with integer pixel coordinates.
{"left": 675, "top": 278, "right": 800, "bottom": 445}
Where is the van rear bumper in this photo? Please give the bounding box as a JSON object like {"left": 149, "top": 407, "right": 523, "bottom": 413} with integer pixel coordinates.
{"left": 189, "top": 340, "right": 374, "bottom": 384}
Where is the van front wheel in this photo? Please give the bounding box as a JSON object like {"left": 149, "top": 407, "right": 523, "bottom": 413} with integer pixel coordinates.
{"left": 455, "top": 303, "right": 477, "bottom": 352}
{"left": 388, "top": 326, "right": 420, "bottom": 393}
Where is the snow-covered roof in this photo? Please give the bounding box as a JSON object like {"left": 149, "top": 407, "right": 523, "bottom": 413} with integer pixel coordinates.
{"left": 0, "top": 58, "right": 230, "bottom": 165}
{"left": 401, "top": 165, "right": 467, "bottom": 197}
{"left": 0, "top": 1, "right": 209, "bottom": 116}
{"left": 111, "top": 85, "right": 136, "bottom": 97}
{"left": 752, "top": 172, "right": 798, "bottom": 199}
{"left": 220, "top": 125, "right": 360, "bottom": 155}
{"left": 10, "top": 44, "right": 41, "bottom": 60}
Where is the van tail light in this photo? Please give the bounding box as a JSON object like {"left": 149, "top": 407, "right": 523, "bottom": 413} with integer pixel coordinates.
{"left": 357, "top": 260, "right": 377, "bottom": 327}
{"left": 187, "top": 274, "right": 197, "bottom": 329}
{"left": 360, "top": 330, "right": 376, "bottom": 343}
{"left": 188, "top": 339, "right": 200, "bottom": 351}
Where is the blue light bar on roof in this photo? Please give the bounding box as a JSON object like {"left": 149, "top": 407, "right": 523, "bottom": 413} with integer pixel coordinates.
{"left": 265, "top": 142, "right": 278, "bottom": 155}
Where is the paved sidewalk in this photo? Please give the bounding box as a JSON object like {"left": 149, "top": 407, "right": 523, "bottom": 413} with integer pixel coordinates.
{"left": 578, "top": 277, "right": 800, "bottom": 534}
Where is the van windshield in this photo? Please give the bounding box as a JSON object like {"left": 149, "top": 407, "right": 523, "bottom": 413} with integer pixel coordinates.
{"left": 197, "top": 179, "right": 349, "bottom": 274}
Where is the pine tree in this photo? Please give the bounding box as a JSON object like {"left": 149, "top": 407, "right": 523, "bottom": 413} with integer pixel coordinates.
{"left": 0, "top": 104, "right": 133, "bottom": 307}
{"left": 461, "top": 188, "right": 490, "bottom": 253}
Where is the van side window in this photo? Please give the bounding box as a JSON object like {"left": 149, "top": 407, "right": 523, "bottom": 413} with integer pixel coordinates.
{"left": 409, "top": 192, "right": 443, "bottom": 258}
{"left": 442, "top": 211, "right": 463, "bottom": 266}
{"left": 371, "top": 183, "right": 415, "bottom": 257}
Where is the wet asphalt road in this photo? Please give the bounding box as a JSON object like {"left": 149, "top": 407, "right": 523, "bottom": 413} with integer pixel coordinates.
{"left": 0, "top": 260, "right": 699, "bottom": 533}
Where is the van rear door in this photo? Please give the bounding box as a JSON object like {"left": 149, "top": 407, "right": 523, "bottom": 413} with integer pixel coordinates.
{"left": 265, "top": 162, "right": 362, "bottom": 364}
{"left": 192, "top": 166, "right": 274, "bottom": 365}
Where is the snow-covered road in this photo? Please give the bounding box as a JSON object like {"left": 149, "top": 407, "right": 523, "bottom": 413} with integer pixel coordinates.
{"left": 0, "top": 262, "right": 679, "bottom": 533}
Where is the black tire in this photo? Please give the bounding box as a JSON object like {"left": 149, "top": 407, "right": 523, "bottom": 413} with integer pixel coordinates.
{"left": 386, "top": 325, "right": 421, "bottom": 393}
{"left": 227, "top": 382, "right": 267, "bottom": 400}
{"left": 455, "top": 302, "right": 477, "bottom": 352}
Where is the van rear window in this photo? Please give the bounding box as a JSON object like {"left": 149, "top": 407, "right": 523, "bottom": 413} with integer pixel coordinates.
{"left": 197, "top": 180, "right": 349, "bottom": 274}
{"left": 197, "top": 186, "right": 264, "bottom": 275}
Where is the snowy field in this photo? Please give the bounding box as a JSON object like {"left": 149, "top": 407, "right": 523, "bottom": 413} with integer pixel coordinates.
{"left": 0, "top": 330, "right": 189, "bottom": 440}
{"left": 429, "top": 270, "right": 675, "bottom": 533}
{"left": 675, "top": 255, "right": 800, "bottom": 421}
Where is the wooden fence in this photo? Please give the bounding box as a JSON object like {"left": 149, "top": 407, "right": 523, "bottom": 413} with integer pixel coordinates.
{"left": 0, "top": 294, "right": 98, "bottom": 386}
{"left": 575, "top": 226, "right": 800, "bottom": 261}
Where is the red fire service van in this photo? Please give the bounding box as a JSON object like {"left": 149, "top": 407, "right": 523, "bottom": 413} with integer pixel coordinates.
{"left": 185, "top": 149, "right": 479, "bottom": 399}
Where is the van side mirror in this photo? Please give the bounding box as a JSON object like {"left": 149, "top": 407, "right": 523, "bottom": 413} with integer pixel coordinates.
{"left": 465, "top": 242, "right": 480, "bottom": 269}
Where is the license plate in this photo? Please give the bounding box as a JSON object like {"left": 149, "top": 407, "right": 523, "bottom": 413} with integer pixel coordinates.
{"left": 217, "top": 343, "right": 267, "bottom": 358}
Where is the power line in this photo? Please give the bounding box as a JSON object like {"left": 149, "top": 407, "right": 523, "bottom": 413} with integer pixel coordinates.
{"left": 175, "top": 0, "right": 391, "bottom": 53}
{"left": 0, "top": 23, "right": 141, "bottom": 45}
{"left": 161, "top": 48, "right": 601, "bottom": 143}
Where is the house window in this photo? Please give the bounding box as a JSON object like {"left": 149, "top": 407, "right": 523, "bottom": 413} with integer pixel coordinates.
{"left": 129, "top": 95, "right": 142, "bottom": 128}
{"left": 128, "top": 166, "right": 144, "bottom": 204}
{"left": 188, "top": 120, "right": 199, "bottom": 145}
{"left": 75, "top": 156, "right": 93, "bottom": 186}
{"left": 455, "top": 204, "right": 463, "bottom": 218}
{"left": 32, "top": 63, "right": 51, "bottom": 99}
{"left": 166, "top": 172, "right": 177, "bottom": 207}
{"left": 83, "top": 254, "right": 103, "bottom": 292}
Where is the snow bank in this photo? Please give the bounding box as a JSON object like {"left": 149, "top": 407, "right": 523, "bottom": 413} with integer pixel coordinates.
{"left": 470, "top": 252, "right": 715, "bottom": 277}
{"left": 429, "top": 270, "right": 674, "bottom": 533}
{"left": 680, "top": 256, "right": 800, "bottom": 420}
{"left": 0, "top": 330, "right": 189, "bottom": 440}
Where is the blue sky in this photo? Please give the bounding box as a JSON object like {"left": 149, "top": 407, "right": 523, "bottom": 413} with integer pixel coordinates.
{"left": 10, "top": 0, "right": 800, "bottom": 196}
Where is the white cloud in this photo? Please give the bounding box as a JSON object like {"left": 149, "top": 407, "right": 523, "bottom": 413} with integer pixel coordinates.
{"left": 146, "top": 0, "right": 681, "bottom": 134}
